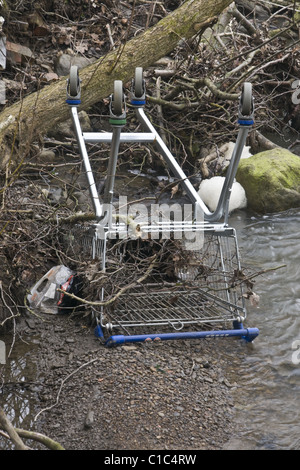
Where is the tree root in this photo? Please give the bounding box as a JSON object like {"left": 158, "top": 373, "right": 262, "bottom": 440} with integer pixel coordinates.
{"left": 0, "top": 407, "right": 65, "bottom": 450}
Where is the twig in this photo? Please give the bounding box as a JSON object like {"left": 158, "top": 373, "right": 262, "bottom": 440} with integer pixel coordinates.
{"left": 240, "top": 264, "right": 287, "bottom": 283}
{"left": 23, "top": 294, "right": 49, "bottom": 322}
{"left": 0, "top": 281, "right": 20, "bottom": 328}
{"left": 0, "top": 408, "right": 30, "bottom": 450}
{"left": 146, "top": 94, "right": 187, "bottom": 110}
{"left": 34, "top": 358, "right": 99, "bottom": 422}
{"left": 109, "top": 0, "right": 136, "bottom": 73}
{"left": 189, "top": 77, "right": 240, "bottom": 100}
{"left": 106, "top": 24, "right": 115, "bottom": 49}
{"left": 147, "top": 74, "right": 240, "bottom": 109}
{"left": 207, "top": 264, "right": 287, "bottom": 293}
{"left": 0, "top": 425, "right": 65, "bottom": 450}
{"left": 56, "top": 255, "right": 158, "bottom": 307}
{"left": 231, "top": 5, "right": 260, "bottom": 38}
{"left": 225, "top": 49, "right": 259, "bottom": 79}
{"left": 216, "top": 22, "right": 298, "bottom": 71}
{"left": 15, "top": 428, "right": 65, "bottom": 450}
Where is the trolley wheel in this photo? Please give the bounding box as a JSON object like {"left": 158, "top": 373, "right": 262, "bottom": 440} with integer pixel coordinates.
{"left": 134, "top": 67, "right": 144, "bottom": 98}
{"left": 69, "top": 65, "right": 80, "bottom": 97}
{"left": 240, "top": 82, "right": 252, "bottom": 116}
{"left": 111, "top": 80, "right": 123, "bottom": 116}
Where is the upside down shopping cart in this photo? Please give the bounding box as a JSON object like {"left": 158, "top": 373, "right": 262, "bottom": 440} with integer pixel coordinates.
{"left": 65, "top": 66, "right": 259, "bottom": 347}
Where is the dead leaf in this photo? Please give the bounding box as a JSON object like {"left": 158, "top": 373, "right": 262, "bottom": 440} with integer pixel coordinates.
{"left": 33, "top": 26, "right": 50, "bottom": 37}
{"left": 41, "top": 72, "right": 59, "bottom": 82}
{"left": 243, "top": 291, "right": 260, "bottom": 308}
{"left": 90, "top": 33, "right": 105, "bottom": 46}
{"left": 75, "top": 43, "right": 89, "bottom": 54}
{"left": 249, "top": 292, "right": 260, "bottom": 308}
{"left": 171, "top": 183, "right": 179, "bottom": 198}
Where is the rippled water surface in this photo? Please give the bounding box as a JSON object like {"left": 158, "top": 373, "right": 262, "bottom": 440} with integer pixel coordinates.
{"left": 225, "top": 208, "right": 300, "bottom": 450}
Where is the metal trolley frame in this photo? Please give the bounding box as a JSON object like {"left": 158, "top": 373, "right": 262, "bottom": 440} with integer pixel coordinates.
{"left": 66, "top": 66, "right": 259, "bottom": 346}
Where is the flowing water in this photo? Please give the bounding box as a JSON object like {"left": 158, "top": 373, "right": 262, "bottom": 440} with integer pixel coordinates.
{"left": 1, "top": 206, "right": 299, "bottom": 450}
{"left": 224, "top": 208, "right": 300, "bottom": 450}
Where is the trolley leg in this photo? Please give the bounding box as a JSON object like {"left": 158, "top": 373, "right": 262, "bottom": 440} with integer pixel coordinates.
{"left": 102, "top": 80, "right": 126, "bottom": 226}
{"left": 103, "top": 126, "right": 122, "bottom": 206}
{"left": 232, "top": 320, "right": 259, "bottom": 342}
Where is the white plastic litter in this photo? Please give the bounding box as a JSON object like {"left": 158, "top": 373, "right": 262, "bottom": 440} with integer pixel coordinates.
{"left": 27, "top": 265, "right": 74, "bottom": 314}
{"left": 198, "top": 176, "right": 247, "bottom": 213}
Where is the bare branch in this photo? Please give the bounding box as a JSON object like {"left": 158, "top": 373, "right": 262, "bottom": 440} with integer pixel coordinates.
{"left": 0, "top": 408, "right": 30, "bottom": 450}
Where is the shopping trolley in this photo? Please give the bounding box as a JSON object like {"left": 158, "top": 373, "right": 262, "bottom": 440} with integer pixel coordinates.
{"left": 65, "top": 66, "right": 259, "bottom": 346}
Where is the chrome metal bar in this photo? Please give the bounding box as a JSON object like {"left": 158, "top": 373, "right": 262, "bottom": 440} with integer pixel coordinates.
{"left": 135, "top": 107, "right": 209, "bottom": 216}
{"left": 102, "top": 126, "right": 122, "bottom": 229}
{"left": 70, "top": 106, "right": 103, "bottom": 219}
{"left": 83, "top": 132, "right": 156, "bottom": 143}
{"left": 209, "top": 125, "right": 251, "bottom": 224}
{"left": 103, "top": 126, "right": 122, "bottom": 206}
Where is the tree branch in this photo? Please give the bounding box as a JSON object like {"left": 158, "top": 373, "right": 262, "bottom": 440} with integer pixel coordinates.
{"left": 56, "top": 254, "right": 158, "bottom": 307}
{"left": 0, "top": 408, "right": 30, "bottom": 450}
{"left": 15, "top": 428, "right": 65, "bottom": 450}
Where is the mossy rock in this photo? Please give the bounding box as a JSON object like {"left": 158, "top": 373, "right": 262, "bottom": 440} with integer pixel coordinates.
{"left": 236, "top": 148, "right": 300, "bottom": 213}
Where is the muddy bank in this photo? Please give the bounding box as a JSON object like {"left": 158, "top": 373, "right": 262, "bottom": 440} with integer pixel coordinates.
{"left": 0, "top": 311, "right": 246, "bottom": 450}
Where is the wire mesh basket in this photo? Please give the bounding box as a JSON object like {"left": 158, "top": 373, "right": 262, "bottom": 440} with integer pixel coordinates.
{"left": 84, "top": 221, "right": 258, "bottom": 346}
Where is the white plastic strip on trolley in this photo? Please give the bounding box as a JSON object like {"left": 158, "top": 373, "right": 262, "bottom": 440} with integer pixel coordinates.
{"left": 66, "top": 66, "right": 259, "bottom": 346}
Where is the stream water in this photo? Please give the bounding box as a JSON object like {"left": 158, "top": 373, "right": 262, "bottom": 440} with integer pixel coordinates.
{"left": 0, "top": 335, "right": 40, "bottom": 449}
{"left": 0, "top": 207, "right": 299, "bottom": 450}
{"left": 224, "top": 208, "right": 300, "bottom": 450}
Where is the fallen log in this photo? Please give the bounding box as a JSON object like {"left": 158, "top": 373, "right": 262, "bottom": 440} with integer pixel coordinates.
{"left": 0, "top": 0, "right": 233, "bottom": 173}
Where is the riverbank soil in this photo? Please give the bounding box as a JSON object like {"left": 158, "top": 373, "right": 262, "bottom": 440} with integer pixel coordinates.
{"left": 14, "top": 312, "right": 246, "bottom": 451}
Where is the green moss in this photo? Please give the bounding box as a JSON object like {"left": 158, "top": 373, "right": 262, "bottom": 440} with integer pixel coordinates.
{"left": 236, "top": 148, "right": 300, "bottom": 213}
{"left": 293, "top": 11, "right": 300, "bottom": 23}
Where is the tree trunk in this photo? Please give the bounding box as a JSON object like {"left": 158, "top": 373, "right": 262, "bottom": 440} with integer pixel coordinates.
{"left": 0, "top": 0, "right": 232, "bottom": 171}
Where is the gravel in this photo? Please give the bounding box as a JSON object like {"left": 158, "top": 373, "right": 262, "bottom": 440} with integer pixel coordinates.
{"left": 17, "top": 313, "right": 243, "bottom": 450}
